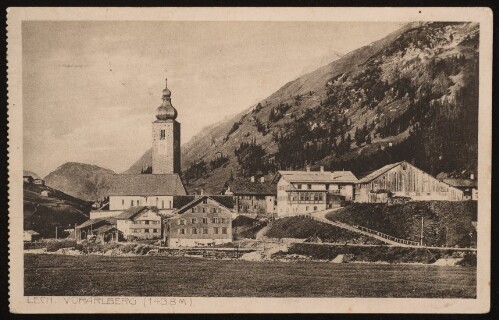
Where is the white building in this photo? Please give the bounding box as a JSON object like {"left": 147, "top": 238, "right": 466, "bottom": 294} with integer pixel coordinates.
{"left": 115, "top": 206, "right": 163, "bottom": 240}
{"left": 273, "top": 167, "right": 358, "bottom": 217}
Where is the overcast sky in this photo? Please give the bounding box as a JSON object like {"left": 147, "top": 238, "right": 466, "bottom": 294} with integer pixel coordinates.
{"left": 23, "top": 21, "right": 404, "bottom": 177}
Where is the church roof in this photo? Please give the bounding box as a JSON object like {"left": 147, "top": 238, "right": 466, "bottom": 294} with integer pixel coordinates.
{"left": 108, "top": 174, "right": 187, "bottom": 196}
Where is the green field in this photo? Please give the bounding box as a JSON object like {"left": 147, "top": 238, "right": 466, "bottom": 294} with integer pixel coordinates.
{"left": 24, "top": 254, "right": 476, "bottom": 298}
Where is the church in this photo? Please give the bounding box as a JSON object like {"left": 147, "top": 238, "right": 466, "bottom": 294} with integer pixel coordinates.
{"left": 106, "top": 76, "right": 187, "bottom": 212}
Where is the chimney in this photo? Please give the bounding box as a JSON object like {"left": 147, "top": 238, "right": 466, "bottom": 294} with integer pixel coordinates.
{"left": 306, "top": 166, "right": 311, "bottom": 172}
{"left": 470, "top": 173, "right": 475, "bottom": 180}
{"left": 320, "top": 166, "right": 324, "bottom": 172}
{"left": 260, "top": 176, "right": 265, "bottom": 183}
{"left": 250, "top": 176, "right": 255, "bottom": 183}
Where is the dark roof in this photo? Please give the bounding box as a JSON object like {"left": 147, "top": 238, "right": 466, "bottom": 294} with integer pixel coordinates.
{"left": 108, "top": 174, "right": 187, "bottom": 196}
{"left": 223, "top": 178, "right": 276, "bottom": 195}
{"left": 115, "top": 206, "right": 159, "bottom": 220}
{"left": 175, "top": 196, "right": 233, "bottom": 214}
{"left": 276, "top": 170, "right": 357, "bottom": 183}
{"left": 442, "top": 178, "right": 478, "bottom": 188}
{"left": 76, "top": 217, "right": 116, "bottom": 229}
{"left": 357, "top": 162, "right": 404, "bottom": 184}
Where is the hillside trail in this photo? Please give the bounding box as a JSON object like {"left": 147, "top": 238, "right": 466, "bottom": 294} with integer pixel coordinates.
{"left": 310, "top": 208, "right": 410, "bottom": 247}
{"left": 255, "top": 224, "right": 270, "bottom": 240}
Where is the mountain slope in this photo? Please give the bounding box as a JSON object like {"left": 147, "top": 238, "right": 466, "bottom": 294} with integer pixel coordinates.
{"left": 128, "top": 22, "right": 479, "bottom": 194}
{"left": 44, "top": 162, "right": 116, "bottom": 201}
{"left": 24, "top": 182, "right": 92, "bottom": 238}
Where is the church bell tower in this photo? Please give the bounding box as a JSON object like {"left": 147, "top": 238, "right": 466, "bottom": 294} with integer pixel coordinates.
{"left": 152, "top": 76, "right": 181, "bottom": 174}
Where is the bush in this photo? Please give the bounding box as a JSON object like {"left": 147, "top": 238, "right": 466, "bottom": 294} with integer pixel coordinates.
{"left": 46, "top": 239, "right": 76, "bottom": 252}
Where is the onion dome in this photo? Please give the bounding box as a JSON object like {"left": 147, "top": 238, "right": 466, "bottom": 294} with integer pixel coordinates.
{"left": 155, "top": 77, "right": 177, "bottom": 121}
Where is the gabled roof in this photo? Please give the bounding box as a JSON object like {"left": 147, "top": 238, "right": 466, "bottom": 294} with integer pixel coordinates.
{"left": 276, "top": 170, "right": 358, "bottom": 184}
{"left": 331, "top": 171, "right": 358, "bottom": 182}
{"left": 357, "top": 162, "right": 404, "bottom": 184}
{"left": 76, "top": 217, "right": 117, "bottom": 229}
{"left": 174, "top": 196, "right": 233, "bottom": 215}
{"left": 115, "top": 206, "right": 159, "bottom": 220}
{"left": 108, "top": 174, "right": 187, "bottom": 196}
{"left": 442, "top": 178, "right": 478, "bottom": 188}
{"left": 223, "top": 178, "right": 276, "bottom": 195}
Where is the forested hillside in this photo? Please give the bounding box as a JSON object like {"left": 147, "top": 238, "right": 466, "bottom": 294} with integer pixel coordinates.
{"left": 127, "top": 22, "right": 479, "bottom": 194}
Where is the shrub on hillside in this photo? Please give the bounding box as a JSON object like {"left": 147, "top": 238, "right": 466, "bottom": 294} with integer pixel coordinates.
{"left": 46, "top": 239, "right": 76, "bottom": 252}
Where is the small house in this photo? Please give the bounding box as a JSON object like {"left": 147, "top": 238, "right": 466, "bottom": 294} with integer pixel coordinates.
{"left": 40, "top": 190, "right": 51, "bottom": 197}
{"left": 115, "top": 206, "right": 162, "bottom": 240}
{"left": 33, "top": 179, "right": 45, "bottom": 186}
{"left": 221, "top": 176, "right": 276, "bottom": 218}
{"left": 75, "top": 218, "right": 120, "bottom": 243}
{"left": 442, "top": 178, "right": 478, "bottom": 201}
{"left": 23, "top": 230, "right": 40, "bottom": 242}
{"left": 23, "top": 176, "right": 34, "bottom": 184}
{"left": 165, "top": 196, "right": 233, "bottom": 247}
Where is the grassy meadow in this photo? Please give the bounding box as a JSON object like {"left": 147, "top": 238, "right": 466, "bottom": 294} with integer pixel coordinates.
{"left": 25, "top": 254, "right": 476, "bottom": 298}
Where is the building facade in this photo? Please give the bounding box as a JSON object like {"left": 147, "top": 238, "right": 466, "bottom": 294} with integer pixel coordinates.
{"left": 115, "top": 206, "right": 162, "bottom": 240}
{"left": 355, "top": 161, "right": 465, "bottom": 203}
{"left": 221, "top": 176, "right": 277, "bottom": 218}
{"left": 273, "top": 167, "right": 357, "bottom": 217}
{"left": 442, "top": 178, "right": 478, "bottom": 201}
{"left": 165, "top": 196, "right": 233, "bottom": 247}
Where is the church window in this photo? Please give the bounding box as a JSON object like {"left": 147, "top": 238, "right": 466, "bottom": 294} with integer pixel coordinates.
{"left": 162, "top": 200, "right": 164, "bottom": 209}
{"left": 160, "top": 129, "right": 166, "bottom": 140}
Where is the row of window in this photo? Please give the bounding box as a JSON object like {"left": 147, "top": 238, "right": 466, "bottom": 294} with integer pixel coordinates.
{"left": 295, "top": 183, "right": 346, "bottom": 190}
{"left": 192, "top": 207, "right": 222, "bottom": 213}
{"left": 177, "top": 227, "right": 228, "bottom": 235}
{"left": 133, "top": 220, "right": 160, "bottom": 225}
{"left": 132, "top": 229, "right": 159, "bottom": 233}
{"left": 121, "top": 199, "right": 172, "bottom": 209}
{"left": 178, "top": 218, "right": 228, "bottom": 225}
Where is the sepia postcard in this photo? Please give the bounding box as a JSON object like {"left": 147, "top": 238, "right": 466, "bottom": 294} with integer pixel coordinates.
{"left": 7, "top": 7, "right": 492, "bottom": 314}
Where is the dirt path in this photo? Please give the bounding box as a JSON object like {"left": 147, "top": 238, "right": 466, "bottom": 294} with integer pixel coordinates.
{"left": 255, "top": 225, "right": 270, "bottom": 240}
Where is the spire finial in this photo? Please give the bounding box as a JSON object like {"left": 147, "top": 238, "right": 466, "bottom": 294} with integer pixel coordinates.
{"left": 165, "top": 67, "right": 168, "bottom": 88}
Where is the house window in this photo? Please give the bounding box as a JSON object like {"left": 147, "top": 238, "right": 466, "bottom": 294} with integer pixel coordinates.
{"left": 131, "top": 200, "right": 134, "bottom": 206}
{"left": 180, "top": 229, "right": 185, "bottom": 234}
{"left": 192, "top": 228, "right": 198, "bottom": 234}
{"left": 160, "top": 129, "right": 166, "bottom": 140}
{"left": 192, "top": 208, "right": 196, "bottom": 213}
{"left": 306, "top": 206, "right": 309, "bottom": 211}
{"left": 153, "top": 229, "right": 158, "bottom": 233}
{"left": 203, "top": 228, "right": 209, "bottom": 234}
{"left": 202, "top": 218, "right": 208, "bottom": 224}
{"left": 145, "top": 229, "right": 150, "bottom": 233}
{"left": 307, "top": 184, "right": 312, "bottom": 190}
{"left": 214, "top": 227, "right": 219, "bottom": 234}
{"left": 162, "top": 200, "right": 164, "bottom": 209}
{"left": 122, "top": 199, "right": 125, "bottom": 206}
{"left": 191, "top": 218, "right": 197, "bottom": 224}
{"left": 297, "top": 184, "right": 302, "bottom": 189}
{"left": 203, "top": 198, "right": 208, "bottom": 204}
{"left": 145, "top": 221, "right": 150, "bottom": 225}
{"left": 222, "top": 227, "right": 227, "bottom": 234}
{"left": 314, "top": 206, "right": 317, "bottom": 211}
{"left": 325, "top": 184, "right": 330, "bottom": 190}
{"left": 212, "top": 218, "right": 217, "bottom": 223}
{"left": 179, "top": 219, "right": 185, "bottom": 225}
